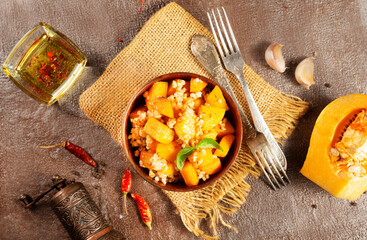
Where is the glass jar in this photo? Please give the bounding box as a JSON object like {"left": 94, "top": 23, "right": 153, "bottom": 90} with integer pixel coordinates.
{"left": 3, "top": 22, "right": 87, "bottom": 105}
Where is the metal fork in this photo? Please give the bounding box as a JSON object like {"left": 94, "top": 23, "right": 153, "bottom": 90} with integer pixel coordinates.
{"left": 207, "top": 7, "right": 290, "bottom": 189}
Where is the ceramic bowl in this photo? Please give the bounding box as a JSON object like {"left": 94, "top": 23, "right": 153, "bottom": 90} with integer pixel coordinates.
{"left": 122, "top": 72, "right": 242, "bottom": 191}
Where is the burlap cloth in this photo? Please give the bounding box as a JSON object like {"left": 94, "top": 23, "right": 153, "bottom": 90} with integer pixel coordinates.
{"left": 79, "top": 2, "right": 308, "bottom": 239}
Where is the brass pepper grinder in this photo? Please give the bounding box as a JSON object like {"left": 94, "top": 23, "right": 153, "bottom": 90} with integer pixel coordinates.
{"left": 19, "top": 175, "right": 125, "bottom": 240}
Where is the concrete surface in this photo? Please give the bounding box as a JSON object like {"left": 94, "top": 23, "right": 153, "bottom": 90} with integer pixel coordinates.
{"left": 0, "top": 0, "right": 366, "bottom": 239}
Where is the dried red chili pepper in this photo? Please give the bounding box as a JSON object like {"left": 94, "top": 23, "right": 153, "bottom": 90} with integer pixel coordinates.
{"left": 131, "top": 193, "right": 152, "bottom": 230}
{"left": 121, "top": 168, "right": 132, "bottom": 215}
{"left": 117, "top": 38, "right": 124, "bottom": 42}
{"left": 40, "top": 141, "right": 97, "bottom": 167}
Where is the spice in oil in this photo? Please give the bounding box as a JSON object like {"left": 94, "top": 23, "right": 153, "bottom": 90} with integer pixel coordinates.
{"left": 15, "top": 34, "right": 85, "bottom": 100}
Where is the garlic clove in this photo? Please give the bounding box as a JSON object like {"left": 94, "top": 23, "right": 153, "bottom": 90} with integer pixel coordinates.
{"left": 295, "top": 57, "right": 315, "bottom": 89}
{"left": 265, "top": 42, "right": 286, "bottom": 73}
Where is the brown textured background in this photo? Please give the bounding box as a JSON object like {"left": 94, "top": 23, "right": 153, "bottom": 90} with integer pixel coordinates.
{"left": 0, "top": 0, "right": 366, "bottom": 239}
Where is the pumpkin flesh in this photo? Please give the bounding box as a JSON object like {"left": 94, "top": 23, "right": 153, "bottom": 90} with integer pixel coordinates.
{"left": 300, "top": 94, "right": 367, "bottom": 201}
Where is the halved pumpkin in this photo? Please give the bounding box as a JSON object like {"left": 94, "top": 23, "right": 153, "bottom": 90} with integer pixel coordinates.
{"left": 300, "top": 94, "right": 367, "bottom": 201}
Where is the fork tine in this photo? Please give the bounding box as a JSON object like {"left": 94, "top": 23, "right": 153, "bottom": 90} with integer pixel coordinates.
{"left": 210, "top": 9, "right": 230, "bottom": 56}
{"left": 264, "top": 147, "right": 287, "bottom": 186}
{"left": 252, "top": 151, "right": 278, "bottom": 190}
{"left": 268, "top": 147, "right": 291, "bottom": 183}
{"left": 258, "top": 149, "right": 281, "bottom": 188}
{"left": 216, "top": 8, "right": 234, "bottom": 54}
{"left": 221, "top": 7, "right": 240, "bottom": 52}
{"left": 207, "top": 12, "right": 224, "bottom": 58}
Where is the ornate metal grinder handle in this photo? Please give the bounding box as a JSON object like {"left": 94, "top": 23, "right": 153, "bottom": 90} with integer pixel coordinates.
{"left": 19, "top": 175, "right": 125, "bottom": 240}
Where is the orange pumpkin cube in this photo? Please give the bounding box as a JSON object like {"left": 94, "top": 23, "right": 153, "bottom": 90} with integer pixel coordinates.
{"left": 156, "top": 141, "right": 182, "bottom": 163}
{"left": 215, "top": 134, "right": 235, "bottom": 157}
{"left": 198, "top": 105, "right": 225, "bottom": 132}
{"left": 202, "top": 130, "right": 218, "bottom": 140}
{"left": 152, "top": 97, "right": 174, "bottom": 118}
{"left": 199, "top": 156, "right": 222, "bottom": 175}
{"left": 216, "top": 118, "right": 235, "bottom": 138}
{"left": 190, "top": 77, "right": 207, "bottom": 92}
{"left": 188, "top": 148, "right": 212, "bottom": 165}
{"left": 143, "top": 118, "right": 174, "bottom": 144}
{"left": 180, "top": 161, "right": 199, "bottom": 186}
{"left": 139, "top": 150, "right": 154, "bottom": 168}
{"left": 206, "top": 86, "right": 229, "bottom": 110}
{"left": 146, "top": 82, "right": 168, "bottom": 110}
{"left": 158, "top": 162, "right": 176, "bottom": 176}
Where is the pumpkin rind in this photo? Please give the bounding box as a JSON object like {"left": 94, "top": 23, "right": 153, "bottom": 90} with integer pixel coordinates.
{"left": 300, "top": 94, "right": 367, "bottom": 201}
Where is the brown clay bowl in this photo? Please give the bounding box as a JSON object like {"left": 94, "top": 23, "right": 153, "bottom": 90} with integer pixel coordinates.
{"left": 122, "top": 72, "right": 243, "bottom": 191}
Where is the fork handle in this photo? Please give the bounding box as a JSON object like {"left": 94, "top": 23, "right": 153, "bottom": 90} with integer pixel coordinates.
{"left": 214, "top": 68, "right": 257, "bottom": 138}
{"left": 234, "top": 71, "right": 271, "bottom": 134}
{"left": 235, "top": 70, "right": 288, "bottom": 169}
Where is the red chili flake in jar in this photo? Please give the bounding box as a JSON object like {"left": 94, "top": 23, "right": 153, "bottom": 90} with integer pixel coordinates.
{"left": 47, "top": 51, "right": 56, "bottom": 58}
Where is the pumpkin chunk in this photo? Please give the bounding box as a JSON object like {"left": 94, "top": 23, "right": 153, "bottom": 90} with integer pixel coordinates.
{"left": 206, "top": 86, "right": 229, "bottom": 110}
{"left": 188, "top": 148, "right": 222, "bottom": 175}
{"left": 139, "top": 150, "right": 154, "bottom": 168}
{"left": 146, "top": 82, "right": 168, "bottom": 110}
{"left": 152, "top": 97, "right": 174, "bottom": 118}
{"left": 188, "top": 148, "right": 212, "bottom": 164}
{"left": 180, "top": 161, "right": 199, "bottom": 186}
{"left": 198, "top": 105, "right": 225, "bottom": 132}
{"left": 156, "top": 141, "right": 182, "bottom": 163}
{"left": 215, "top": 134, "right": 235, "bottom": 157}
{"left": 143, "top": 118, "right": 174, "bottom": 144}
{"left": 216, "top": 118, "right": 235, "bottom": 138}
{"left": 199, "top": 156, "right": 222, "bottom": 175}
{"left": 190, "top": 77, "right": 207, "bottom": 92}
{"left": 202, "top": 130, "right": 218, "bottom": 140}
{"left": 158, "top": 162, "right": 176, "bottom": 175}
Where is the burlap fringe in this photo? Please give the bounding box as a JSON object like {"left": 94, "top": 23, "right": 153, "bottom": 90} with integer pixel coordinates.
{"left": 164, "top": 91, "right": 308, "bottom": 240}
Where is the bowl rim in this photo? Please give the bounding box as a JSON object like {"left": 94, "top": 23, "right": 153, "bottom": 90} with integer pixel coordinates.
{"left": 122, "top": 72, "right": 243, "bottom": 192}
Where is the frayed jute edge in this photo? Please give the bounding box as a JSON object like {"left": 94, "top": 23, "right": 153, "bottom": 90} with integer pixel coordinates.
{"left": 264, "top": 92, "right": 310, "bottom": 145}
{"left": 164, "top": 91, "right": 309, "bottom": 240}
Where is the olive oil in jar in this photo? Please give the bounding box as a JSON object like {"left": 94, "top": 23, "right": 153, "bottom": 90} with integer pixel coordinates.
{"left": 15, "top": 33, "right": 85, "bottom": 104}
